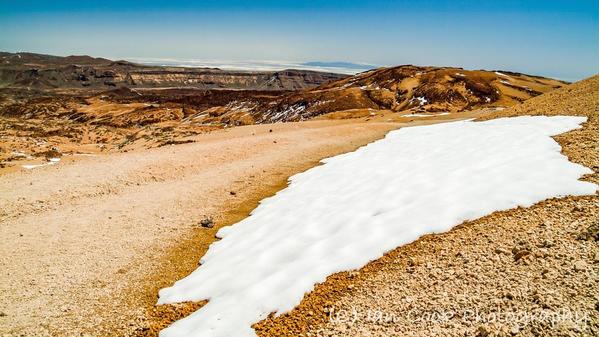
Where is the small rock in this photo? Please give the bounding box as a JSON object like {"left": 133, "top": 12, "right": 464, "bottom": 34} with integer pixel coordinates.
{"left": 573, "top": 261, "right": 587, "bottom": 271}
{"left": 513, "top": 249, "right": 531, "bottom": 262}
{"left": 229, "top": 191, "right": 236, "bottom": 196}
{"left": 539, "top": 240, "right": 554, "bottom": 248}
{"left": 476, "top": 325, "right": 491, "bottom": 337}
{"left": 577, "top": 222, "right": 598, "bottom": 241}
{"left": 0, "top": 311, "right": 6, "bottom": 317}
{"left": 200, "top": 216, "right": 214, "bottom": 228}
{"left": 495, "top": 247, "right": 509, "bottom": 255}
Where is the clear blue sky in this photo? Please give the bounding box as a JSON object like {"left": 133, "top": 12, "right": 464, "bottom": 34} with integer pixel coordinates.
{"left": 1, "top": 1, "right": 597, "bottom": 81}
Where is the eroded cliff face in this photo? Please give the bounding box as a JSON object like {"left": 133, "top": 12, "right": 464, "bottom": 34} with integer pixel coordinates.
{"left": 125, "top": 69, "right": 343, "bottom": 90}
{"left": 0, "top": 52, "right": 347, "bottom": 90}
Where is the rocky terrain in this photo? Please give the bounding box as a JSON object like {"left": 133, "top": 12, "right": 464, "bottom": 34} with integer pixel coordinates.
{"left": 254, "top": 75, "right": 599, "bottom": 337}
{"left": 0, "top": 87, "right": 286, "bottom": 172}
{"left": 0, "top": 118, "right": 404, "bottom": 337}
{"left": 0, "top": 52, "right": 345, "bottom": 90}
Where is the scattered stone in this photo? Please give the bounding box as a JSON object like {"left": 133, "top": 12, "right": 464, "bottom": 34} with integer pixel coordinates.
{"left": 200, "top": 216, "right": 214, "bottom": 228}
{"left": 476, "top": 325, "right": 491, "bottom": 337}
{"left": 573, "top": 261, "right": 587, "bottom": 271}
{"left": 576, "top": 222, "right": 598, "bottom": 241}
{"left": 230, "top": 191, "right": 237, "bottom": 196}
{"left": 0, "top": 311, "right": 6, "bottom": 317}
{"left": 513, "top": 248, "right": 531, "bottom": 262}
{"left": 495, "top": 247, "right": 509, "bottom": 255}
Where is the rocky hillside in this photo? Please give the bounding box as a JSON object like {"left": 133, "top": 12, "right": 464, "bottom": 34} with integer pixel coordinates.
{"left": 222, "top": 65, "right": 566, "bottom": 123}
{"left": 0, "top": 52, "right": 347, "bottom": 91}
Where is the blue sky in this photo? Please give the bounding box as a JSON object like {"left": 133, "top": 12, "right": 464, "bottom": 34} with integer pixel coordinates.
{"left": 1, "top": 1, "right": 597, "bottom": 81}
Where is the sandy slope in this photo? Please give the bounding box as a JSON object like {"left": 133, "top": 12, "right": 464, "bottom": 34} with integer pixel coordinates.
{"left": 255, "top": 76, "right": 599, "bottom": 337}
{"left": 1, "top": 114, "right": 487, "bottom": 336}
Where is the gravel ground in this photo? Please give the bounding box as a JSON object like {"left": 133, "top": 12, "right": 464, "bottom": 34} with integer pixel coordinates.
{"left": 1, "top": 119, "right": 405, "bottom": 337}
{"left": 255, "top": 75, "right": 599, "bottom": 337}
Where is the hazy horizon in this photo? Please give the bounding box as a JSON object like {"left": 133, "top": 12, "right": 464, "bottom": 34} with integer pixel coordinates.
{"left": 1, "top": 1, "right": 598, "bottom": 82}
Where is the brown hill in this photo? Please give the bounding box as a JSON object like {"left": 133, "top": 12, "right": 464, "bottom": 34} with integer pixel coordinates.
{"left": 241, "top": 65, "right": 568, "bottom": 122}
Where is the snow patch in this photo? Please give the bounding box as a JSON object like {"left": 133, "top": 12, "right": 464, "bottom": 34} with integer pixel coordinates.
{"left": 11, "top": 151, "right": 29, "bottom": 158}
{"left": 22, "top": 162, "right": 57, "bottom": 170}
{"left": 409, "top": 96, "right": 428, "bottom": 106}
{"left": 495, "top": 71, "right": 511, "bottom": 78}
{"left": 267, "top": 104, "right": 306, "bottom": 122}
{"left": 158, "top": 116, "right": 596, "bottom": 337}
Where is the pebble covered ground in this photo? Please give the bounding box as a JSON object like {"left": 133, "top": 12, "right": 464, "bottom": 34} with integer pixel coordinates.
{"left": 254, "top": 75, "right": 599, "bottom": 337}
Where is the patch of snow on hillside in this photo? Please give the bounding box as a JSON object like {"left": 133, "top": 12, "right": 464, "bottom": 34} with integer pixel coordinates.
{"left": 495, "top": 71, "right": 511, "bottom": 78}
{"left": 158, "top": 116, "right": 597, "bottom": 337}
{"left": 311, "top": 100, "right": 334, "bottom": 107}
{"left": 268, "top": 104, "right": 306, "bottom": 122}
{"left": 22, "top": 161, "right": 59, "bottom": 170}
{"left": 225, "top": 101, "right": 257, "bottom": 112}
{"left": 410, "top": 96, "right": 428, "bottom": 105}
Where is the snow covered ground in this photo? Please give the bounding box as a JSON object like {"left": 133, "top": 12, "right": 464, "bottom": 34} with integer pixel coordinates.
{"left": 158, "top": 116, "right": 597, "bottom": 337}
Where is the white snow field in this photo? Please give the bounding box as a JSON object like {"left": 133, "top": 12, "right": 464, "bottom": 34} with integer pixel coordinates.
{"left": 158, "top": 116, "right": 597, "bottom": 337}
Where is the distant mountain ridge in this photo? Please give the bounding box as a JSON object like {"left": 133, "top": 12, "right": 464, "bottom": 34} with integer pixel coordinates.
{"left": 0, "top": 52, "right": 348, "bottom": 91}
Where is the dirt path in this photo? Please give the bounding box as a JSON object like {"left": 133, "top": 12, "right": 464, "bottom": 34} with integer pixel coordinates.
{"left": 2, "top": 113, "right": 487, "bottom": 336}
{"left": 0, "top": 118, "right": 393, "bottom": 336}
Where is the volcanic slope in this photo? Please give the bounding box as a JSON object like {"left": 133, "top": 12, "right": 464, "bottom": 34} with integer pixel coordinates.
{"left": 240, "top": 65, "right": 568, "bottom": 122}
